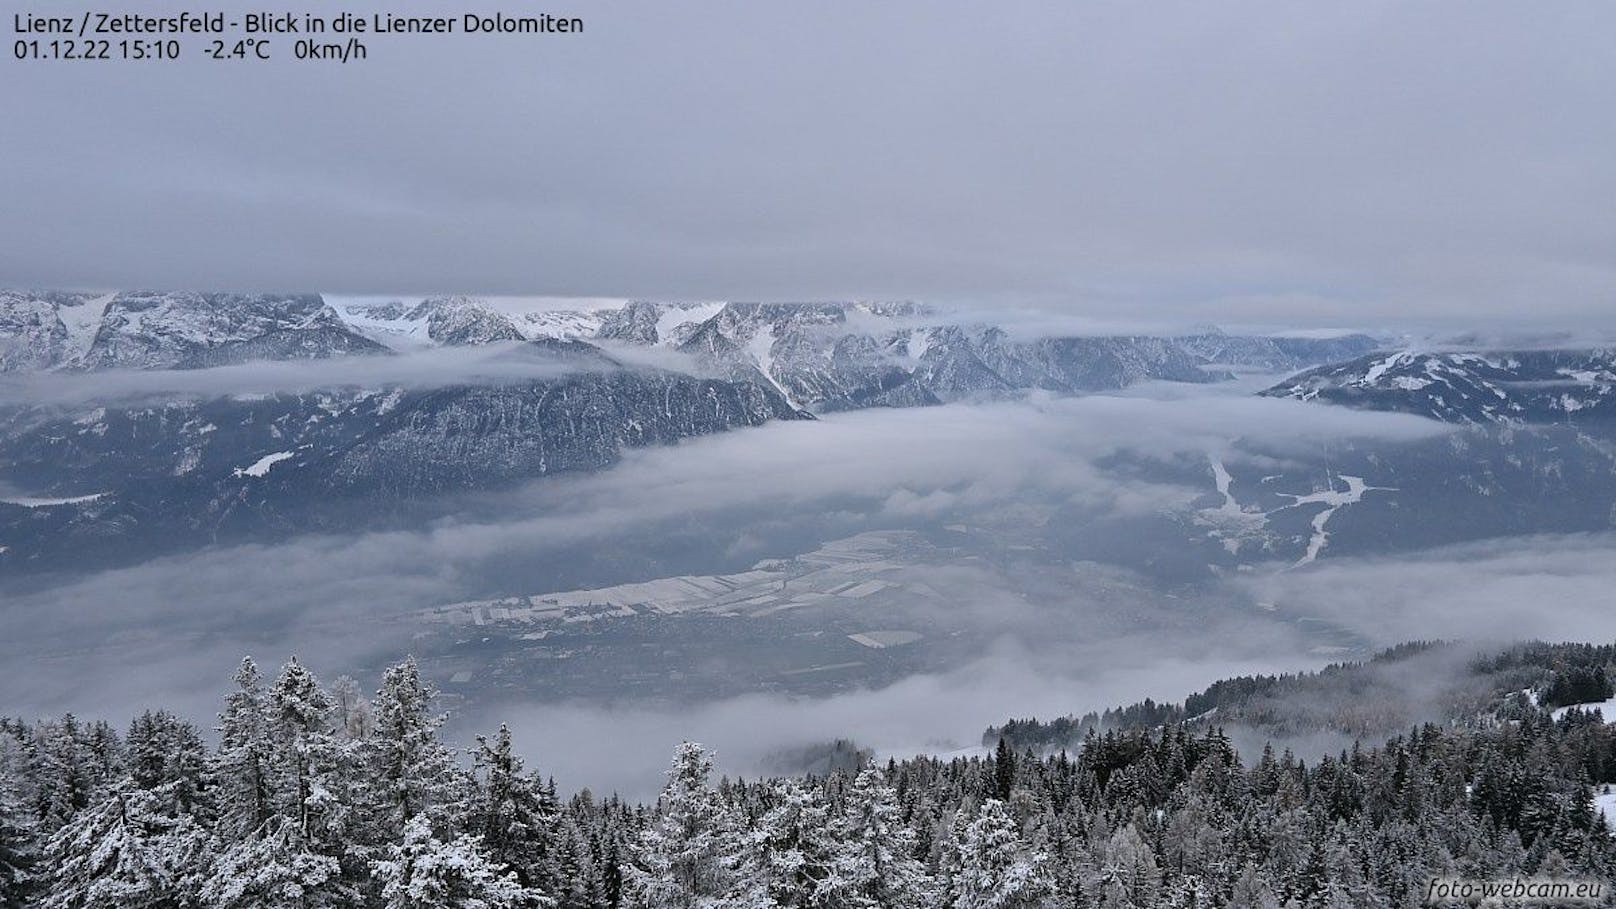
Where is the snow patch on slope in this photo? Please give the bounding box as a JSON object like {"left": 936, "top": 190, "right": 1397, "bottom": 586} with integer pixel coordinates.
{"left": 234, "top": 451, "right": 295, "bottom": 478}
{"left": 655, "top": 301, "right": 726, "bottom": 346}
{"left": 1195, "top": 458, "right": 1269, "bottom": 554}
{"left": 0, "top": 492, "right": 105, "bottom": 508}
{"left": 1551, "top": 696, "right": 1616, "bottom": 721}
{"left": 1278, "top": 475, "right": 1396, "bottom": 566}
{"left": 60, "top": 293, "right": 115, "bottom": 357}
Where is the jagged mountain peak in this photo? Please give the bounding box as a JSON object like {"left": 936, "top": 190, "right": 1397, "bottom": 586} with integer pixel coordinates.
{"left": 404, "top": 296, "right": 526, "bottom": 345}
{"left": 0, "top": 290, "right": 387, "bottom": 371}
{"left": 335, "top": 295, "right": 606, "bottom": 348}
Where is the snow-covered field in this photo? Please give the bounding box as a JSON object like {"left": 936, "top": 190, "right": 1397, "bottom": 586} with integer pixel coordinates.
{"left": 1596, "top": 785, "right": 1616, "bottom": 835}
{"left": 419, "top": 530, "right": 929, "bottom": 628}
{"left": 1551, "top": 696, "right": 1616, "bottom": 721}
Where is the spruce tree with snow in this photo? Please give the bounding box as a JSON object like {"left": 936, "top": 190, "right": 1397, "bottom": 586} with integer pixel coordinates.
{"left": 78, "top": 723, "right": 124, "bottom": 798}
{"left": 1160, "top": 795, "right": 1224, "bottom": 883}
{"left": 367, "top": 657, "right": 465, "bottom": 835}
{"left": 206, "top": 658, "right": 364, "bottom": 908}
{"left": 214, "top": 657, "right": 275, "bottom": 841}
{"left": 744, "top": 778, "right": 844, "bottom": 908}
{"left": 992, "top": 739, "right": 1016, "bottom": 803}
{"left": 594, "top": 814, "right": 627, "bottom": 908}
{"left": 470, "top": 724, "right": 560, "bottom": 893}
{"left": 1093, "top": 823, "right": 1160, "bottom": 909}
{"left": 1319, "top": 827, "right": 1385, "bottom": 909}
{"left": 624, "top": 742, "right": 742, "bottom": 909}
{"left": 125, "top": 711, "right": 208, "bottom": 818}
{"left": 0, "top": 758, "right": 35, "bottom": 909}
{"left": 202, "top": 816, "right": 353, "bottom": 909}
{"left": 943, "top": 799, "right": 1051, "bottom": 909}
{"left": 833, "top": 767, "right": 933, "bottom": 909}
{"left": 32, "top": 715, "right": 94, "bottom": 834}
{"left": 1227, "top": 865, "right": 1281, "bottom": 909}
{"left": 266, "top": 659, "right": 343, "bottom": 840}
{"left": 374, "top": 814, "right": 548, "bottom": 909}
{"left": 547, "top": 817, "right": 600, "bottom": 909}
{"left": 37, "top": 782, "right": 201, "bottom": 909}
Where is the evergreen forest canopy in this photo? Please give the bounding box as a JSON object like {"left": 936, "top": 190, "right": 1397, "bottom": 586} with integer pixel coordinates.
{"left": 4, "top": 644, "right": 1616, "bottom": 907}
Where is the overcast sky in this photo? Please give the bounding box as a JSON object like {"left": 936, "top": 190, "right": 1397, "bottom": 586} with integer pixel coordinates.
{"left": 5, "top": 0, "right": 1612, "bottom": 326}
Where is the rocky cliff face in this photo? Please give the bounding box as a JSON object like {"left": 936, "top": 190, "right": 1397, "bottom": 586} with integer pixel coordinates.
{"left": 0, "top": 291, "right": 109, "bottom": 371}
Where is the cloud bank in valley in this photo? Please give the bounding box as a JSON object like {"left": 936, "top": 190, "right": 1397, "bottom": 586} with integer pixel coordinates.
{"left": 0, "top": 342, "right": 721, "bottom": 409}
{"left": 0, "top": 382, "right": 1451, "bottom": 789}
{"left": 1243, "top": 533, "right": 1616, "bottom": 647}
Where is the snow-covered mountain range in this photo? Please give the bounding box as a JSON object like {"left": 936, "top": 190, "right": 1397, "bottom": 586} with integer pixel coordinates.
{"left": 12, "top": 288, "right": 1616, "bottom": 574}
{"left": 591, "top": 300, "right": 1388, "bottom": 411}
{"left": 1, "top": 291, "right": 1382, "bottom": 410}
{"left": 0, "top": 290, "right": 387, "bottom": 371}
{"left": 332, "top": 296, "right": 609, "bottom": 348}
{"left": 1264, "top": 349, "right": 1616, "bottom": 424}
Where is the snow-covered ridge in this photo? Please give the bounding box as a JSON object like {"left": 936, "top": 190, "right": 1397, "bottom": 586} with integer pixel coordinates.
{"left": 0, "top": 290, "right": 385, "bottom": 371}
{"left": 330, "top": 295, "right": 609, "bottom": 348}
{"left": 1264, "top": 349, "right": 1616, "bottom": 424}
{"left": 3, "top": 292, "right": 1384, "bottom": 412}
{"left": 598, "top": 302, "right": 1384, "bottom": 412}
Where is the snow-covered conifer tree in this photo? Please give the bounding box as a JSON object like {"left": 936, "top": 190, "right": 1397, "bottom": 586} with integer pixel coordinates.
{"left": 834, "top": 767, "right": 933, "bottom": 909}
{"left": 944, "top": 798, "right": 1051, "bottom": 909}
{"left": 624, "top": 742, "right": 742, "bottom": 908}
{"left": 0, "top": 756, "right": 36, "bottom": 909}
{"left": 470, "top": 724, "right": 559, "bottom": 893}
{"left": 38, "top": 783, "right": 199, "bottom": 909}
{"left": 745, "top": 778, "right": 841, "bottom": 908}
{"left": 374, "top": 815, "right": 547, "bottom": 909}
{"left": 202, "top": 816, "right": 351, "bottom": 909}
{"left": 214, "top": 658, "right": 275, "bottom": 841}
{"left": 366, "top": 658, "right": 465, "bottom": 835}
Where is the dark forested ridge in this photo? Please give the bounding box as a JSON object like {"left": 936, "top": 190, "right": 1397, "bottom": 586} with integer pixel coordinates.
{"left": 987, "top": 641, "right": 1616, "bottom": 753}
{"left": 6, "top": 646, "right": 1616, "bottom": 907}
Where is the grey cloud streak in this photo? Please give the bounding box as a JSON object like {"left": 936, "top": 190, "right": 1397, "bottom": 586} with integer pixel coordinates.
{"left": 1242, "top": 533, "right": 1616, "bottom": 646}
{"left": 3, "top": 1, "right": 1613, "bottom": 327}
{"left": 0, "top": 341, "right": 708, "bottom": 408}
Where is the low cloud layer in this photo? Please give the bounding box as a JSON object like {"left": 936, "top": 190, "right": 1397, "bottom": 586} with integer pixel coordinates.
{"left": 0, "top": 342, "right": 714, "bottom": 409}
{"left": 486, "top": 644, "right": 1315, "bottom": 801}
{"left": 1244, "top": 533, "right": 1616, "bottom": 646}
{"left": 0, "top": 382, "right": 1450, "bottom": 787}
{"left": 23, "top": 360, "right": 1587, "bottom": 798}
